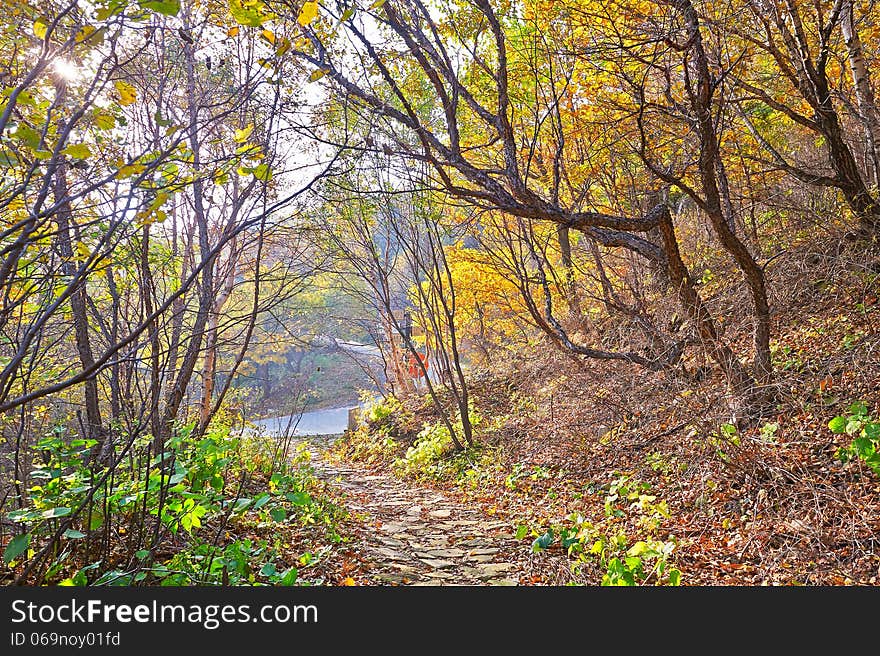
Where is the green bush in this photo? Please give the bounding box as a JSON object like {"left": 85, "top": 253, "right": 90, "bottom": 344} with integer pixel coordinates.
{"left": 830, "top": 401, "right": 880, "bottom": 476}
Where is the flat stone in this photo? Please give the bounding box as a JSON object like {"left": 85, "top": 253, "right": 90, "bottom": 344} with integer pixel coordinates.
{"left": 475, "top": 563, "right": 514, "bottom": 579}
{"left": 380, "top": 523, "right": 408, "bottom": 534}
{"left": 468, "top": 548, "right": 500, "bottom": 556}
{"left": 426, "top": 548, "right": 464, "bottom": 559}
{"left": 378, "top": 537, "right": 406, "bottom": 548}
{"left": 390, "top": 563, "right": 420, "bottom": 574}
{"left": 375, "top": 547, "right": 407, "bottom": 561}
{"left": 484, "top": 521, "right": 510, "bottom": 530}
{"left": 429, "top": 509, "right": 452, "bottom": 519}
{"left": 487, "top": 578, "right": 518, "bottom": 586}
{"left": 467, "top": 554, "right": 496, "bottom": 563}
{"left": 418, "top": 558, "right": 456, "bottom": 569}
{"left": 373, "top": 573, "right": 406, "bottom": 584}
{"left": 455, "top": 538, "right": 487, "bottom": 547}
{"left": 448, "top": 520, "right": 480, "bottom": 527}
{"left": 421, "top": 534, "right": 451, "bottom": 543}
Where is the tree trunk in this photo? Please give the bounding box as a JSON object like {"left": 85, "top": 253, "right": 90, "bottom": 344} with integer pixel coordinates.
{"left": 53, "top": 163, "right": 106, "bottom": 460}
{"left": 657, "top": 207, "right": 758, "bottom": 409}
{"left": 841, "top": 0, "right": 880, "bottom": 187}
{"left": 199, "top": 238, "right": 237, "bottom": 432}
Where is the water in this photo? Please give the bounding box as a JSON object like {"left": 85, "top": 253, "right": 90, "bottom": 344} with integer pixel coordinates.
{"left": 251, "top": 406, "right": 357, "bottom": 436}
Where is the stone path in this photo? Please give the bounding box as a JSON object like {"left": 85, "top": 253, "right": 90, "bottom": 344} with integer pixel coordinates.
{"left": 302, "top": 435, "right": 520, "bottom": 586}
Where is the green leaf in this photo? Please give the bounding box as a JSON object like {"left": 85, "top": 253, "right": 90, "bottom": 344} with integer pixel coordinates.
{"left": 269, "top": 507, "right": 287, "bottom": 522}
{"left": 260, "top": 562, "right": 277, "bottom": 577}
{"left": 515, "top": 524, "right": 529, "bottom": 540}
{"left": 58, "top": 570, "right": 87, "bottom": 586}
{"left": 138, "top": 0, "right": 181, "bottom": 16}
{"left": 4, "top": 533, "right": 30, "bottom": 563}
{"left": 368, "top": 0, "right": 386, "bottom": 9}
{"left": 88, "top": 512, "right": 104, "bottom": 530}
{"left": 828, "top": 416, "right": 847, "bottom": 434}
{"left": 14, "top": 125, "right": 42, "bottom": 150}
{"left": 230, "top": 0, "right": 267, "bottom": 27}
{"left": 41, "top": 507, "right": 72, "bottom": 518}
{"left": 0, "top": 149, "right": 19, "bottom": 168}
{"left": 848, "top": 401, "right": 868, "bottom": 416}
{"left": 135, "top": 550, "right": 151, "bottom": 559}
{"left": 154, "top": 111, "right": 172, "bottom": 127}
{"left": 63, "top": 529, "right": 86, "bottom": 539}
{"left": 279, "top": 567, "right": 298, "bottom": 585}
{"left": 668, "top": 569, "right": 681, "bottom": 586}
{"left": 531, "top": 530, "right": 553, "bottom": 553}
{"left": 286, "top": 491, "right": 311, "bottom": 506}
{"left": 253, "top": 163, "right": 273, "bottom": 181}
{"left": 93, "top": 109, "right": 116, "bottom": 130}
{"left": 341, "top": 7, "right": 355, "bottom": 21}
{"left": 253, "top": 493, "right": 271, "bottom": 509}
{"left": 63, "top": 143, "right": 91, "bottom": 160}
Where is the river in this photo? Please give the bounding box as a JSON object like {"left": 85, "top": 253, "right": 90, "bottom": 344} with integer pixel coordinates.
{"left": 250, "top": 405, "right": 358, "bottom": 436}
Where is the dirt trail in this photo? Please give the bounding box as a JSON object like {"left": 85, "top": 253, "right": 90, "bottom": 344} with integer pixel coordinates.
{"left": 301, "top": 435, "right": 522, "bottom": 586}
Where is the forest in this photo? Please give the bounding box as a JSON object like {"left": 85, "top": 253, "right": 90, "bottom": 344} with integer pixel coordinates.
{"left": 0, "top": 0, "right": 878, "bottom": 587}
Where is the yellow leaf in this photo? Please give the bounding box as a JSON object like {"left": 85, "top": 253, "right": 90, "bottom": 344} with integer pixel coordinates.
{"left": 33, "top": 18, "right": 48, "bottom": 40}
{"left": 341, "top": 577, "right": 356, "bottom": 586}
{"left": 234, "top": 124, "right": 254, "bottom": 143}
{"left": 309, "top": 68, "right": 328, "bottom": 82}
{"left": 226, "top": 26, "right": 239, "bottom": 37}
{"left": 75, "top": 241, "right": 91, "bottom": 261}
{"left": 114, "top": 79, "right": 137, "bottom": 106}
{"left": 116, "top": 160, "right": 146, "bottom": 179}
{"left": 75, "top": 25, "right": 101, "bottom": 44}
{"left": 297, "top": 1, "right": 318, "bottom": 26}
{"left": 260, "top": 29, "right": 275, "bottom": 44}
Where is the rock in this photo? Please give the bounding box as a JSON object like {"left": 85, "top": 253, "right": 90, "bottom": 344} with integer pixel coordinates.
{"left": 390, "top": 563, "right": 420, "bottom": 574}
{"left": 467, "top": 554, "right": 496, "bottom": 563}
{"left": 484, "top": 521, "right": 510, "bottom": 530}
{"left": 487, "top": 578, "right": 518, "bottom": 586}
{"left": 380, "top": 523, "right": 407, "bottom": 534}
{"left": 406, "top": 505, "right": 423, "bottom": 515}
{"left": 468, "top": 547, "right": 500, "bottom": 556}
{"left": 429, "top": 508, "right": 452, "bottom": 519}
{"left": 475, "top": 563, "right": 514, "bottom": 579}
{"left": 375, "top": 547, "right": 407, "bottom": 561}
{"left": 418, "top": 558, "right": 456, "bottom": 569}
{"left": 426, "top": 548, "right": 464, "bottom": 559}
